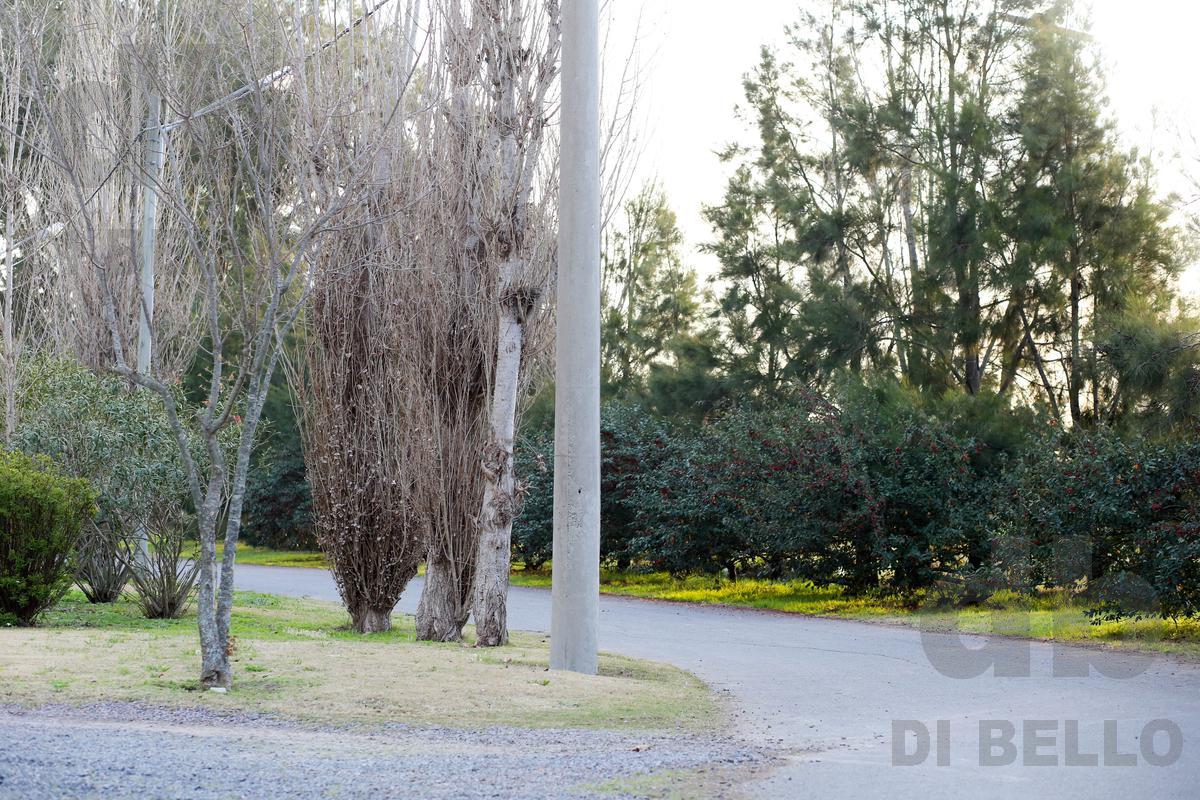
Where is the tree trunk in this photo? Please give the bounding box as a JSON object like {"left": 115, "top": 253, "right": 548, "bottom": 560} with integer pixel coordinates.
{"left": 960, "top": 277, "right": 983, "bottom": 395}
{"left": 417, "top": 553, "right": 469, "bottom": 642}
{"left": 138, "top": 94, "right": 162, "bottom": 376}
{"left": 197, "top": 365, "right": 274, "bottom": 689}
{"left": 964, "top": 347, "right": 982, "bottom": 395}
{"left": 473, "top": 304, "right": 524, "bottom": 647}
{"left": 899, "top": 161, "right": 927, "bottom": 386}
{"left": 995, "top": 300, "right": 1023, "bottom": 397}
{"left": 201, "top": 647, "right": 232, "bottom": 690}
{"left": 1020, "top": 308, "right": 1063, "bottom": 424}
{"left": 350, "top": 605, "right": 392, "bottom": 634}
{"left": 1068, "top": 269, "right": 1083, "bottom": 425}
{"left": 196, "top": 487, "right": 230, "bottom": 689}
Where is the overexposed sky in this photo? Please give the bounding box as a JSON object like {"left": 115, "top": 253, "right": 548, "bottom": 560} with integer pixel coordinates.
{"left": 606, "top": 0, "right": 1200, "bottom": 298}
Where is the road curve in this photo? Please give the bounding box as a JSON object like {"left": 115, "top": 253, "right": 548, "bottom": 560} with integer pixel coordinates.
{"left": 236, "top": 564, "right": 1200, "bottom": 799}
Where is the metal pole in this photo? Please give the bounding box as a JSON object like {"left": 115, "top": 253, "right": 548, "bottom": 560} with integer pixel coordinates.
{"left": 551, "top": 0, "right": 601, "bottom": 675}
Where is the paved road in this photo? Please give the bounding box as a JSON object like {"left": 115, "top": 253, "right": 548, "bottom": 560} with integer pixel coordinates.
{"left": 237, "top": 564, "right": 1200, "bottom": 799}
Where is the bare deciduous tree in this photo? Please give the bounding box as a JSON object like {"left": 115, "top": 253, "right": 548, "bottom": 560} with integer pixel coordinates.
{"left": 35, "top": 1, "right": 199, "bottom": 381}
{"left": 24, "top": 0, "right": 402, "bottom": 687}
{"left": 297, "top": 1, "right": 430, "bottom": 634}
{"left": 411, "top": 0, "right": 560, "bottom": 646}
{"left": 467, "top": 0, "right": 560, "bottom": 648}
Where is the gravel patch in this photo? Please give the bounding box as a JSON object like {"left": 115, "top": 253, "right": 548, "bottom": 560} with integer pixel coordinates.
{"left": 0, "top": 702, "right": 770, "bottom": 799}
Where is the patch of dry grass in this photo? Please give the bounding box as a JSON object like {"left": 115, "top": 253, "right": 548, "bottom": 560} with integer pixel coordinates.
{"left": 0, "top": 593, "right": 716, "bottom": 730}
{"left": 585, "top": 761, "right": 778, "bottom": 799}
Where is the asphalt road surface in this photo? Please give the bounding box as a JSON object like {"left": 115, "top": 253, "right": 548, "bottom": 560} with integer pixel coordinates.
{"left": 236, "top": 564, "right": 1200, "bottom": 799}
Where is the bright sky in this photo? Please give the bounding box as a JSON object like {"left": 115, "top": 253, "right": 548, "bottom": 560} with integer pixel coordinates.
{"left": 608, "top": 0, "right": 1200, "bottom": 299}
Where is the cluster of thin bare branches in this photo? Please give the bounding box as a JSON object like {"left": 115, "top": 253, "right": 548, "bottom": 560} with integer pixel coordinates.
{"left": 295, "top": 0, "right": 562, "bottom": 644}
{"left": 0, "top": 3, "right": 50, "bottom": 445}
{"left": 33, "top": 1, "right": 200, "bottom": 381}
{"left": 296, "top": 1, "right": 431, "bottom": 634}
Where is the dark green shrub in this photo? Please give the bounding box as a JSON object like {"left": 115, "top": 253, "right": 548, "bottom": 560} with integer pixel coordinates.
{"left": 512, "top": 432, "right": 554, "bottom": 571}
{"left": 837, "top": 381, "right": 995, "bottom": 594}
{"left": 631, "top": 420, "right": 739, "bottom": 578}
{"left": 0, "top": 451, "right": 96, "bottom": 625}
{"left": 1133, "top": 439, "right": 1200, "bottom": 620}
{"left": 996, "top": 427, "right": 1129, "bottom": 588}
{"left": 599, "top": 404, "right": 678, "bottom": 570}
{"left": 634, "top": 396, "right": 878, "bottom": 585}
{"left": 859, "top": 422, "right": 984, "bottom": 592}
{"left": 512, "top": 404, "right": 678, "bottom": 571}
{"left": 998, "top": 427, "right": 1200, "bottom": 619}
{"left": 243, "top": 437, "right": 316, "bottom": 551}
{"left": 513, "top": 382, "right": 1200, "bottom": 615}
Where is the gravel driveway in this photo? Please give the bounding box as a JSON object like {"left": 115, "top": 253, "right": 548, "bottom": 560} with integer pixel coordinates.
{"left": 0, "top": 703, "right": 767, "bottom": 800}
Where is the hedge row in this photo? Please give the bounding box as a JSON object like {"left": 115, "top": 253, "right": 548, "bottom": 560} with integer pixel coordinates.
{"left": 513, "top": 393, "right": 1200, "bottom": 618}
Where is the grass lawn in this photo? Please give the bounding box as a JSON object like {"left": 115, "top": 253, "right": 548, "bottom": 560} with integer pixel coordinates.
{"left": 210, "top": 545, "right": 329, "bottom": 568}
{"left": 205, "top": 547, "right": 1200, "bottom": 660}
{"left": 0, "top": 591, "right": 716, "bottom": 730}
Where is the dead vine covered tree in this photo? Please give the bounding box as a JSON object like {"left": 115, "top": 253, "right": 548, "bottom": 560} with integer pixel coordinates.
{"left": 297, "top": 1, "right": 430, "bottom": 634}
{"left": 410, "top": 2, "right": 494, "bottom": 643}
{"left": 413, "top": 0, "right": 560, "bottom": 645}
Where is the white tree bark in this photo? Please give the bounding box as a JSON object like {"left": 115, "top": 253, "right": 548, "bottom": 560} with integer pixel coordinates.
{"left": 550, "top": 0, "right": 601, "bottom": 675}
{"left": 133, "top": 92, "right": 163, "bottom": 564}
{"left": 454, "top": 0, "right": 560, "bottom": 647}
{"left": 1, "top": 18, "right": 31, "bottom": 448}
{"left": 472, "top": 293, "right": 525, "bottom": 646}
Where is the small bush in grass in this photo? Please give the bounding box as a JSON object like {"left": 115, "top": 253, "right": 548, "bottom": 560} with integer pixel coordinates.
{"left": 75, "top": 519, "right": 133, "bottom": 604}
{"left": 0, "top": 451, "right": 97, "bottom": 625}
{"left": 126, "top": 498, "right": 200, "bottom": 620}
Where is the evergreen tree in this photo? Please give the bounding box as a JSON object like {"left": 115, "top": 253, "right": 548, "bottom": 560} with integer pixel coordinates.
{"left": 1004, "top": 6, "right": 1182, "bottom": 425}
{"left": 601, "top": 184, "right": 707, "bottom": 401}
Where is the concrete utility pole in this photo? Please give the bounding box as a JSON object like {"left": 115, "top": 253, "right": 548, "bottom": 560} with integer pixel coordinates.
{"left": 135, "top": 91, "right": 163, "bottom": 565}
{"left": 551, "top": 0, "right": 601, "bottom": 675}
{"left": 137, "top": 93, "right": 162, "bottom": 376}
